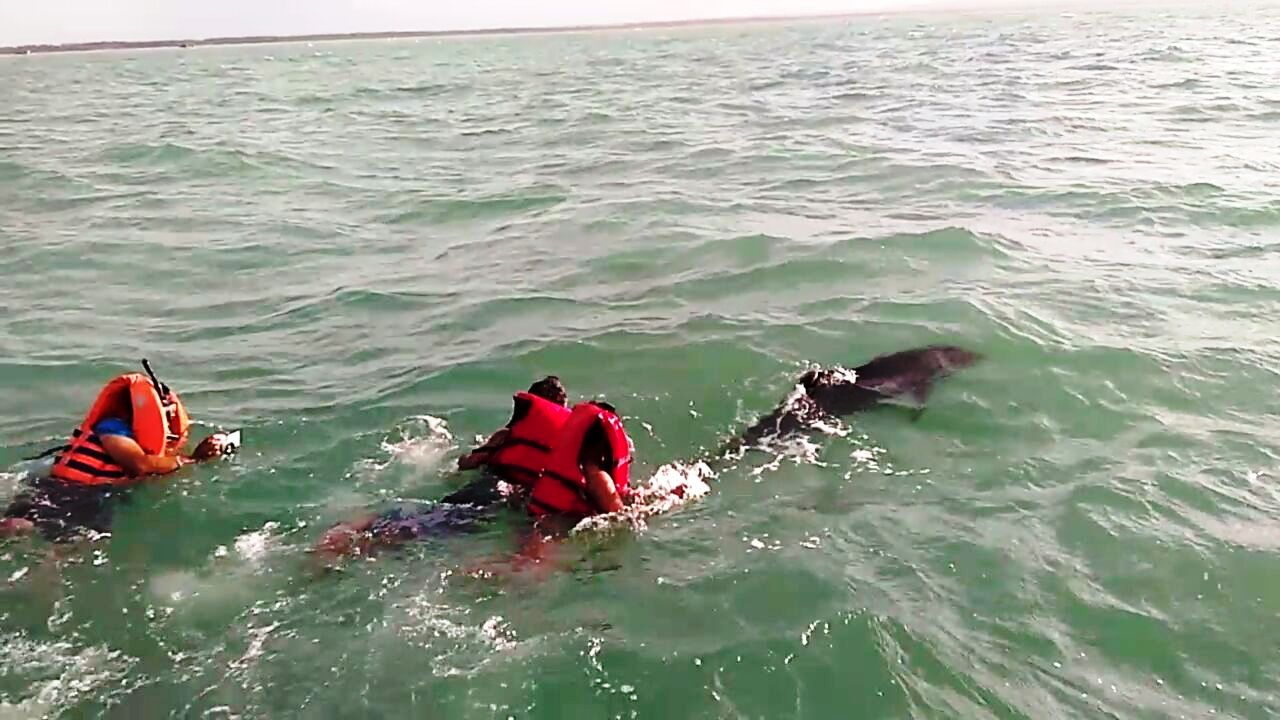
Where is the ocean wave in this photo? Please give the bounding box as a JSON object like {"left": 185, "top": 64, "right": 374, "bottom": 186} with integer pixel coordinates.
{"left": 381, "top": 189, "right": 567, "bottom": 225}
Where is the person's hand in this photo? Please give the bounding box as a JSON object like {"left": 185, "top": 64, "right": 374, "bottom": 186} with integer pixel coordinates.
{"left": 456, "top": 450, "right": 487, "bottom": 470}
{"left": 191, "top": 434, "right": 226, "bottom": 461}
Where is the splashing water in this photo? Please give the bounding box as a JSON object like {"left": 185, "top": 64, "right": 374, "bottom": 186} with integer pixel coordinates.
{"left": 0, "top": 636, "right": 133, "bottom": 718}
{"left": 0, "top": 471, "right": 24, "bottom": 502}
{"left": 343, "top": 415, "right": 458, "bottom": 492}
{"left": 395, "top": 596, "right": 520, "bottom": 677}
{"left": 571, "top": 461, "right": 715, "bottom": 536}
{"left": 742, "top": 436, "right": 830, "bottom": 479}
{"left": 380, "top": 415, "right": 455, "bottom": 468}
{"left": 827, "top": 366, "right": 859, "bottom": 386}
{"left": 147, "top": 520, "right": 290, "bottom": 614}
{"left": 232, "top": 521, "right": 282, "bottom": 563}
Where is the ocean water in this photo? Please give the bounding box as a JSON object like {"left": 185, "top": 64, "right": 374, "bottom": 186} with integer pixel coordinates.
{"left": 3, "top": 2, "right": 1280, "bottom": 717}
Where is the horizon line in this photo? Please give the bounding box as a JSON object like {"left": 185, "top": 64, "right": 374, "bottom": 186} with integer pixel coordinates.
{"left": 0, "top": 3, "right": 1094, "bottom": 55}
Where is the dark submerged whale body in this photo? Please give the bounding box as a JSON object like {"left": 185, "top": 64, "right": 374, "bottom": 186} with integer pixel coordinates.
{"left": 738, "top": 345, "right": 982, "bottom": 446}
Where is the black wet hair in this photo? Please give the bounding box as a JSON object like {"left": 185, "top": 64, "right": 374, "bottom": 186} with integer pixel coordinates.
{"left": 593, "top": 400, "right": 617, "bottom": 414}
{"left": 527, "top": 375, "right": 568, "bottom": 406}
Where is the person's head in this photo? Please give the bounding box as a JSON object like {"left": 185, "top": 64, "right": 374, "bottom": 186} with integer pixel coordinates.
{"left": 108, "top": 386, "right": 135, "bottom": 420}
{"left": 528, "top": 376, "right": 568, "bottom": 406}
{"left": 579, "top": 420, "right": 613, "bottom": 471}
{"left": 578, "top": 400, "right": 620, "bottom": 470}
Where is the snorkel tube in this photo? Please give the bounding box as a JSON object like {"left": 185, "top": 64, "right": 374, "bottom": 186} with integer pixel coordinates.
{"left": 140, "top": 358, "right": 190, "bottom": 445}
{"left": 142, "top": 358, "right": 171, "bottom": 401}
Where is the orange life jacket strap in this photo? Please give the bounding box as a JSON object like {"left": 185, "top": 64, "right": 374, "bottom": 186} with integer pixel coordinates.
{"left": 58, "top": 458, "right": 127, "bottom": 482}
{"left": 72, "top": 444, "right": 118, "bottom": 465}
{"left": 52, "top": 428, "right": 128, "bottom": 484}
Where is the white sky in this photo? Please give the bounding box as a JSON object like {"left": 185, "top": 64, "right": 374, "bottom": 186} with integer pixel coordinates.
{"left": 2, "top": 0, "right": 1072, "bottom": 46}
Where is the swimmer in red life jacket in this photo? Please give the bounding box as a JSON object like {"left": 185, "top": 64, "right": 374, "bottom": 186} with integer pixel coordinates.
{"left": 449, "top": 375, "right": 571, "bottom": 504}
{"left": 317, "top": 397, "right": 637, "bottom": 570}
{"left": 475, "top": 399, "right": 636, "bottom": 573}
{"left": 312, "top": 376, "right": 573, "bottom": 557}
{"left": 1, "top": 361, "right": 229, "bottom": 543}
{"left": 525, "top": 399, "right": 632, "bottom": 519}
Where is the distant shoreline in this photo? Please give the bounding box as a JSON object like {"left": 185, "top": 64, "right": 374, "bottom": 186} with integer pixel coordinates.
{"left": 0, "top": 13, "right": 874, "bottom": 56}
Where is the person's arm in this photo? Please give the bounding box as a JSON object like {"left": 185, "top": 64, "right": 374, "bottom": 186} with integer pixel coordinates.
{"left": 100, "top": 433, "right": 223, "bottom": 479}
{"left": 583, "top": 461, "right": 624, "bottom": 514}
{"left": 313, "top": 514, "right": 377, "bottom": 556}
{"left": 457, "top": 428, "right": 509, "bottom": 470}
{"left": 101, "top": 434, "right": 189, "bottom": 477}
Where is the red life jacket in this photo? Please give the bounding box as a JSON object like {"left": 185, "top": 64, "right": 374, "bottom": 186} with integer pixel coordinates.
{"left": 488, "top": 392, "right": 571, "bottom": 488}
{"left": 51, "top": 373, "right": 191, "bottom": 486}
{"left": 528, "top": 402, "right": 633, "bottom": 517}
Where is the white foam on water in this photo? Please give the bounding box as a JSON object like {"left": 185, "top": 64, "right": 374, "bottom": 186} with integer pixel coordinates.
{"left": 0, "top": 472, "right": 22, "bottom": 503}
{"left": 345, "top": 415, "right": 458, "bottom": 491}
{"left": 233, "top": 521, "right": 281, "bottom": 564}
{"left": 0, "top": 634, "right": 133, "bottom": 720}
{"left": 149, "top": 569, "right": 203, "bottom": 605}
{"left": 841, "top": 443, "right": 932, "bottom": 480}
{"left": 380, "top": 415, "right": 455, "bottom": 470}
{"left": 829, "top": 365, "right": 859, "bottom": 385}
{"left": 734, "top": 374, "right": 854, "bottom": 447}
{"left": 743, "top": 534, "right": 784, "bottom": 553}
{"left": 746, "top": 433, "right": 834, "bottom": 479}
{"left": 809, "top": 415, "right": 853, "bottom": 439}
{"left": 228, "top": 621, "right": 282, "bottom": 670}
{"left": 571, "top": 461, "right": 715, "bottom": 536}
{"left": 388, "top": 590, "right": 525, "bottom": 678}
{"left": 779, "top": 380, "right": 810, "bottom": 413}
{"left": 149, "top": 522, "right": 285, "bottom": 611}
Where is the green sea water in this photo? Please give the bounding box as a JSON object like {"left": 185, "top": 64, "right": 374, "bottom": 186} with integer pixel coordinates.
{"left": 3, "top": 3, "right": 1280, "bottom": 718}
